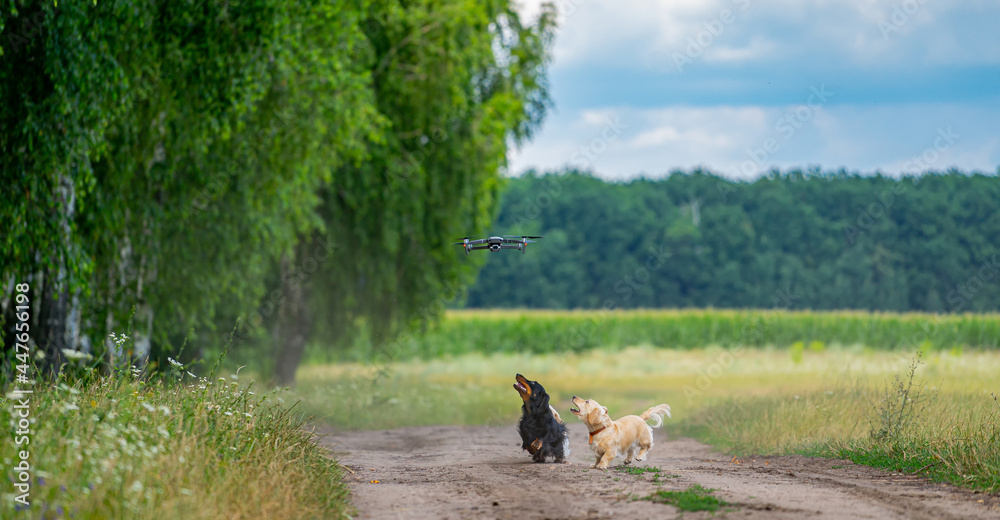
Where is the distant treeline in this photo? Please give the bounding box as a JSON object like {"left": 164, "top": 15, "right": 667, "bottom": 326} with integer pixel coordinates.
{"left": 464, "top": 169, "right": 1000, "bottom": 312}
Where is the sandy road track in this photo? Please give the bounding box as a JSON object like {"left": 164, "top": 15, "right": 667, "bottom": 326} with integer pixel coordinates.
{"left": 317, "top": 423, "right": 999, "bottom": 519}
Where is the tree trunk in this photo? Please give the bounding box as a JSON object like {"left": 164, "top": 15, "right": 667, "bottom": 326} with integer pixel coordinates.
{"left": 37, "top": 268, "right": 68, "bottom": 377}
{"left": 36, "top": 173, "right": 77, "bottom": 377}
{"left": 274, "top": 246, "right": 312, "bottom": 386}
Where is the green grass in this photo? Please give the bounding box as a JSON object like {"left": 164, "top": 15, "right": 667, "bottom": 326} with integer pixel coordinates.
{"left": 675, "top": 359, "right": 1000, "bottom": 493}
{"left": 641, "top": 485, "right": 728, "bottom": 512}
{"left": 1, "top": 357, "right": 349, "bottom": 519}
{"left": 615, "top": 465, "right": 664, "bottom": 476}
{"left": 831, "top": 391, "right": 1000, "bottom": 492}
{"left": 310, "top": 308, "right": 1000, "bottom": 362}
{"left": 615, "top": 465, "right": 678, "bottom": 484}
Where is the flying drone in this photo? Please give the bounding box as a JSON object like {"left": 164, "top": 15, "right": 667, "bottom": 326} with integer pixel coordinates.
{"left": 452, "top": 235, "right": 543, "bottom": 255}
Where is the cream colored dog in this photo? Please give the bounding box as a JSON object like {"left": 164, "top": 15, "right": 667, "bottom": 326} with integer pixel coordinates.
{"left": 570, "top": 396, "right": 671, "bottom": 469}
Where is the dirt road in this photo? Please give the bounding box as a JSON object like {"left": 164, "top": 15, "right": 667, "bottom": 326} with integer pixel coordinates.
{"left": 317, "top": 422, "right": 999, "bottom": 519}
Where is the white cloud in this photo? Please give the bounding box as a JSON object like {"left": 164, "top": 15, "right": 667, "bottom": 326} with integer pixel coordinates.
{"left": 515, "top": 0, "right": 1000, "bottom": 73}
{"left": 509, "top": 102, "right": 1000, "bottom": 179}
{"left": 508, "top": 1, "right": 1000, "bottom": 179}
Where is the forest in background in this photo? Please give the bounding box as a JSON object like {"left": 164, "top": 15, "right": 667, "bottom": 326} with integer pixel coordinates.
{"left": 465, "top": 169, "right": 1000, "bottom": 312}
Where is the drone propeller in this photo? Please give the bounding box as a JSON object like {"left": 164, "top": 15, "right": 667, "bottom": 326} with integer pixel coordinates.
{"left": 502, "top": 235, "right": 544, "bottom": 239}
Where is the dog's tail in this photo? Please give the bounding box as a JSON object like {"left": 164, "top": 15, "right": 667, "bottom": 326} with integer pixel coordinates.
{"left": 640, "top": 404, "right": 672, "bottom": 428}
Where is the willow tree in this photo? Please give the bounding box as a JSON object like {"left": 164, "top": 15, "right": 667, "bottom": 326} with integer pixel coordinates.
{"left": 271, "top": 0, "right": 557, "bottom": 383}
{"left": 1, "top": 1, "right": 381, "bottom": 376}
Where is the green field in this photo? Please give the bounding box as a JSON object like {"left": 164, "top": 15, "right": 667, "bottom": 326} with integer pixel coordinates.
{"left": 295, "top": 309, "right": 1000, "bottom": 493}
{"left": 317, "top": 309, "right": 1000, "bottom": 362}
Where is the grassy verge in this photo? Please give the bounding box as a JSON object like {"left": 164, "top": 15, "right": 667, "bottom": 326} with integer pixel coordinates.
{"left": 675, "top": 356, "right": 1000, "bottom": 492}
{"left": 1, "top": 365, "right": 348, "bottom": 519}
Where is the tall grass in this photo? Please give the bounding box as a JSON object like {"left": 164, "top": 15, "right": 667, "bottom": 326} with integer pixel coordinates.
{"left": 674, "top": 354, "right": 1000, "bottom": 493}
{"left": 315, "top": 309, "right": 1000, "bottom": 362}
{"left": 0, "top": 342, "right": 349, "bottom": 519}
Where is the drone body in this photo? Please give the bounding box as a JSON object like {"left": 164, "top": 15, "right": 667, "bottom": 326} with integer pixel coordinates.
{"left": 453, "top": 235, "right": 543, "bottom": 255}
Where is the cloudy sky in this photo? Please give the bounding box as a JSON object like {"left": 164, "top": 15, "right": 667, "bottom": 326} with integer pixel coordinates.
{"left": 510, "top": 0, "right": 1000, "bottom": 180}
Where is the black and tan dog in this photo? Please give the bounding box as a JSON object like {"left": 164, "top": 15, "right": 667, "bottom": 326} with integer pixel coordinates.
{"left": 513, "top": 374, "right": 569, "bottom": 463}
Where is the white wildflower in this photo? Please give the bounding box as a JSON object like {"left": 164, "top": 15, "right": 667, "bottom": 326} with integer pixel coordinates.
{"left": 168, "top": 357, "right": 182, "bottom": 368}
{"left": 141, "top": 402, "right": 156, "bottom": 412}
{"left": 6, "top": 390, "right": 29, "bottom": 400}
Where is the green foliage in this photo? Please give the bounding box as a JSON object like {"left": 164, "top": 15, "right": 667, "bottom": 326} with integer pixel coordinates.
{"left": 790, "top": 341, "right": 805, "bottom": 364}
{"left": 640, "top": 485, "right": 729, "bottom": 512}
{"left": 0, "top": 0, "right": 555, "bottom": 380}
{"left": 305, "top": 0, "right": 557, "bottom": 349}
{"left": 465, "top": 169, "right": 1000, "bottom": 312}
